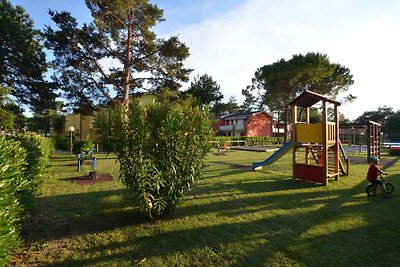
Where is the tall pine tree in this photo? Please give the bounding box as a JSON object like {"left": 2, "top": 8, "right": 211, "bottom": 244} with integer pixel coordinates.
{"left": 45, "top": 0, "right": 191, "bottom": 111}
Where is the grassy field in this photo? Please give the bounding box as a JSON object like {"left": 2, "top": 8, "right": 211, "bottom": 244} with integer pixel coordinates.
{"left": 8, "top": 149, "right": 400, "bottom": 266}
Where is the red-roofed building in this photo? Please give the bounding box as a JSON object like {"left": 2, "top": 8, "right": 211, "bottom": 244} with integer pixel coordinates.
{"left": 215, "top": 111, "right": 287, "bottom": 137}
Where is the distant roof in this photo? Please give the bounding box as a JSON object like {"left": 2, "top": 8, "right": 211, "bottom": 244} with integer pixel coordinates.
{"left": 289, "top": 90, "right": 340, "bottom": 107}
{"left": 222, "top": 111, "right": 272, "bottom": 119}
{"left": 222, "top": 111, "right": 257, "bottom": 118}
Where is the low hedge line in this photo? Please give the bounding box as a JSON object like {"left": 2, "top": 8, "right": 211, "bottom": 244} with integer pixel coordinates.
{"left": 211, "top": 136, "right": 284, "bottom": 147}
{"left": 0, "top": 133, "right": 53, "bottom": 265}
{"left": 389, "top": 147, "right": 400, "bottom": 155}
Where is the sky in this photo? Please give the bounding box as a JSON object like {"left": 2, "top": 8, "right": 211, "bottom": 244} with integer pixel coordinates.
{"left": 9, "top": 0, "right": 400, "bottom": 120}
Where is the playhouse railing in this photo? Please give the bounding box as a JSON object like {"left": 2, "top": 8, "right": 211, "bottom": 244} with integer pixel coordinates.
{"left": 327, "top": 122, "right": 336, "bottom": 143}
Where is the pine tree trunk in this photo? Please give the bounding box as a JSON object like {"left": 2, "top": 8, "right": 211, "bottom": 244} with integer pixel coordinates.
{"left": 122, "top": 14, "right": 134, "bottom": 107}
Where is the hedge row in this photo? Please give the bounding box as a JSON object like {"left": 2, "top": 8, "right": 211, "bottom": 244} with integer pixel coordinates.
{"left": 0, "top": 133, "right": 53, "bottom": 265}
{"left": 389, "top": 147, "right": 400, "bottom": 155}
{"left": 211, "top": 136, "right": 284, "bottom": 147}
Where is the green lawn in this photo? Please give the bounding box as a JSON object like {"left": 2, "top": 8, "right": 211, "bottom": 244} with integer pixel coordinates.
{"left": 9, "top": 150, "right": 400, "bottom": 266}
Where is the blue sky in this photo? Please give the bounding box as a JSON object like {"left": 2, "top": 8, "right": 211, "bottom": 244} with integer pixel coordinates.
{"left": 9, "top": 0, "right": 400, "bottom": 120}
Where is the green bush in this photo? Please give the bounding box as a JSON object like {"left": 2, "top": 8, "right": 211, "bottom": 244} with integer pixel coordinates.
{"left": 96, "top": 98, "right": 213, "bottom": 218}
{"left": 0, "top": 136, "right": 27, "bottom": 265}
{"left": 13, "top": 133, "right": 53, "bottom": 210}
{"left": 72, "top": 140, "right": 94, "bottom": 155}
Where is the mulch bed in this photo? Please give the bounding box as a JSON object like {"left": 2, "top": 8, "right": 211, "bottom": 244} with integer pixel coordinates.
{"left": 71, "top": 173, "right": 114, "bottom": 185}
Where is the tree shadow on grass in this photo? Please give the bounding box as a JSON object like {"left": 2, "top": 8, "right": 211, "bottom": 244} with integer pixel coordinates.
{"left": 207, "top": 160, "right": 252, "bottom": 171}
{"left": 18, "top": 158, "right": 400, "bottom": 266}
{"left": 39, "top": 178, "right": 400, "bottom": 267}
{"left": 21, "top": 188, "right": 147, "bottom": 243}
{"left": 191, "top": 173, "right": 320, "bottom": 200}
{"left": 382, "top": 157, "right": 400, "bottom": 170}
{"left": 50, "top": 155, "right": 75, "bottom": 162}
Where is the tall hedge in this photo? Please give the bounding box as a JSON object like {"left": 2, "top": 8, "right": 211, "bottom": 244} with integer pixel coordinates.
{"left": 0, "top": 133, "right": 53, "bottom": 265}
{"left": 97, "top": 98, "right": 213, "bottom": 218}
{"left": 0, "top": 136, "right": 27, "bottom": 266}
{"left": 13, "top": 133, "right": 53, "bottom": 210}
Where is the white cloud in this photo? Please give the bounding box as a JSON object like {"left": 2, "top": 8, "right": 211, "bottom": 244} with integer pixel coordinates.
{"left": 171, "top": 0, "right": 400, "bottom": 119}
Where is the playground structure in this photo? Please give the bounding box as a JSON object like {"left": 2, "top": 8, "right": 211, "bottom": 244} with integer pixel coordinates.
{"left": 253, "top": 90, "right": 349, "bottom": 185}
{"left": 77, "top": 149, "right": 97, "bottom": 179}
{"left": 367, "top": 120, "right": 382, "bottom": 163}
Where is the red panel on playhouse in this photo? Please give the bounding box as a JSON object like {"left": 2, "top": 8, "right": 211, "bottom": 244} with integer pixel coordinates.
{"left": 294, "top": 164, "right": 325, "bottom": 184}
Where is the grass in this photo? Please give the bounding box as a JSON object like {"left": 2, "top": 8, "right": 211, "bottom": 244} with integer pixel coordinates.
{"left": 8, "top": 149, "right": 400, "bottom": 266}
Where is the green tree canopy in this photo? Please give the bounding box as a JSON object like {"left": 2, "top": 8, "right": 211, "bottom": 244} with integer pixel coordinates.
{"left": 251, "top": 52, "right": 354, "bottom": 140}
{"left": 44, "top": 0, "right": 191, "bottom": 112}
{"left": 353, "top": 106, "right": 394, "bottom": 125}
{"left": 252, "top": 52, "right": 354, "bottom": 113}
{"left": 240, "top": 85, "right": 258, "bottom": 112}
{"left": 0, "top": 0, "right": 56, "bottom": 112}
{"left": 211, "top": 96, "right": 240, "bottom": 116}
{"left": 385, "top": 111, "right": 400, "bottom": 141}
{"left": 184, "top": 74, "right": 223, "bottom": 106}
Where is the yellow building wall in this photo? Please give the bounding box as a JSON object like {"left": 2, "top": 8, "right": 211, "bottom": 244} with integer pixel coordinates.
{"left": 296, "top": 123, "right": 323, "bottom": 143}
{"left": 136, "top": 94, "right": 157, "bottom": 106}
{"left": 64, "top": 114, "right": 80, "bottom": 136}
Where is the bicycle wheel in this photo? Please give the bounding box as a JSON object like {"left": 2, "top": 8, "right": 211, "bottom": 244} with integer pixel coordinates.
{"left": 385, "top": 183, "right": 395, "bottom": 194}
{"left": 366, "top": 184, "right": 377, "bottom": 196}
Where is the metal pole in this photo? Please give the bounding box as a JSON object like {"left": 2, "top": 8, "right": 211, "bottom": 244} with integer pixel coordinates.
{"left": 77, "top": 153, "right": 81, "bottom": 172}
{"left": 70, "top": 131, "right": 73, "bottom": 156}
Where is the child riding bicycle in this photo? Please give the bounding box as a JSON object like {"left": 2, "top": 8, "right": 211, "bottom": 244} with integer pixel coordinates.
{"left": 367, "top": 156, "right": 390, "bottom": 198}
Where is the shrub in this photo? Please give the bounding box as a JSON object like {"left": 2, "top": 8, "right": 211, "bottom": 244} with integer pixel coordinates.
{"left": 72, "top": 139, "right": 94, "bottom": 155}
{"left": 96, "top": 97, "right": 213, "bottom": 218}
{"left": 13, "top": 133, "right": 53, "bottom": 211}
{"left": 0, "top": 136, "right": 27, "bottom": 265}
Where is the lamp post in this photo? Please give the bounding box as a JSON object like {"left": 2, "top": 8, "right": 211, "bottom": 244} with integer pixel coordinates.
{"left": 351, "top": 127, "right": 355, "bottom": 146}
{"left": 68, "top": 126, "right": 75, "bottom": 156}
{"left": 359, "top": 132, "right": 364, "bottom": 153}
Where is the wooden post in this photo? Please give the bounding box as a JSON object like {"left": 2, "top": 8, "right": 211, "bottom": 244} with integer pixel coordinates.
{"left": 292, "top": 105, "right": 297, "bottom": 179}
{"left": 322, "top": 100, "right": 328, "bottom": 185}
{"left": 305, "top": 107, "right": 310, "bottom": 164}
{"left": 334, "top": 104, "right": 339, "bottom": 180}
{"left": 305, "top": 107, "right": 310, "bottom": 123}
